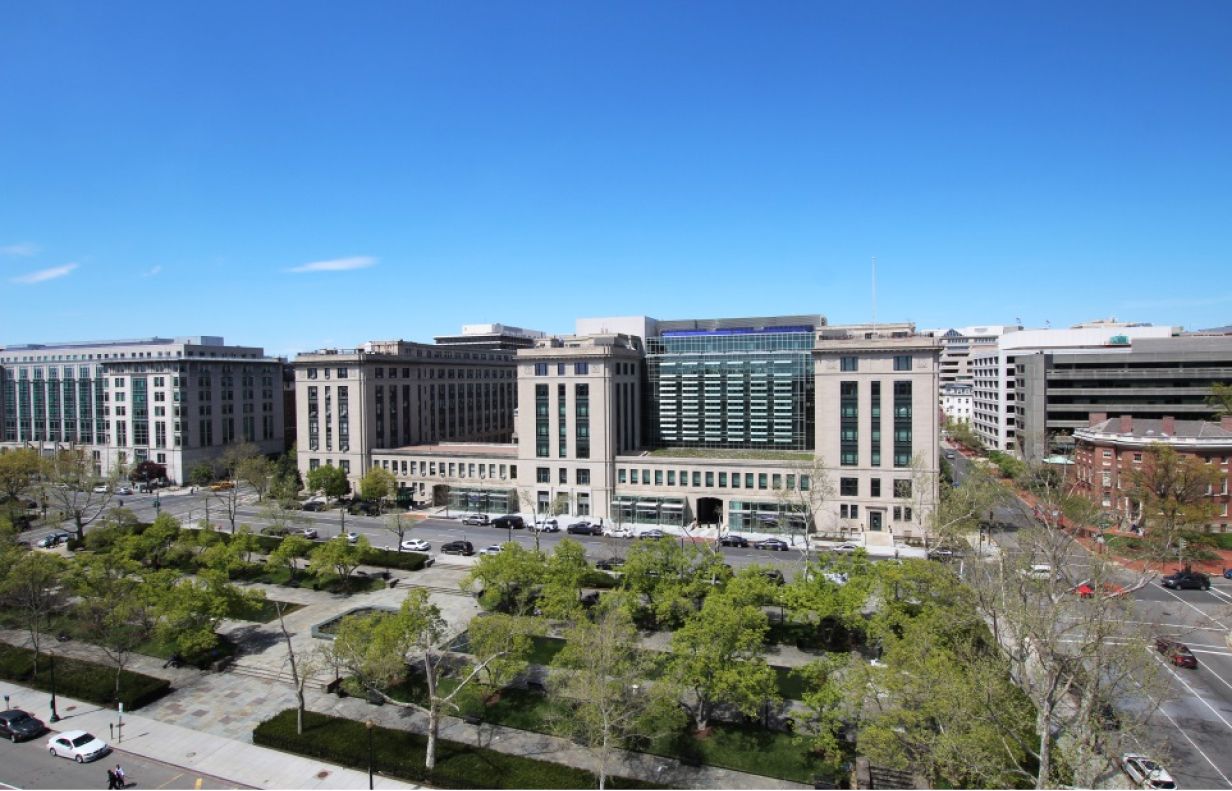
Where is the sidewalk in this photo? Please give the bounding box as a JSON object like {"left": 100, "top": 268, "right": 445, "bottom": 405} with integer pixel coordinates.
{"left": 0, "top": 682, "right": 418, "bottom": 790}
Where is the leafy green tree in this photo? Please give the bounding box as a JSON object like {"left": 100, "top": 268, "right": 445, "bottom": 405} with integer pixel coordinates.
{"left": 69, "top": 551, "right": 156, "bottom": 701}
{"left": 781, "top": 551, "right": 875, "bottom": 649}
{"left": 549, "top": 600, "right": 684, "bottom": 790}
{"left": 1128, "top": 442, "right": 1224, "bottom": 565}
{"left": 463, "top": 542, "right": 546, "bottom": 615}
{"left": 359, "top": 467, "right": 397, "bottom": 512}
{"left": 0, "top": 550, "right": 67, "bottom": 673}
{"left": 270, "top": 450, "right": 303, "bottom": 502}
{"left": 189, "top": 461, "right": 217, "bottom": 488}
{"left": 667, "top": 590, "right": 778, "bottom": 732}
{"left": 309, "top": 535, "right": 368, "bottom": 590}
{"left": 269, "top": 534, "right": 314, "bottom": 581}
{"left": 117, "top": 512, "right": 183, "bottom": 570}
{"left": 0, "top": 448, "right": 41, "bottom": 525}
{"left": 236, "top": 454, "right": 275, "bottom": 502}
{"left": 155, "top": 569, "right": 263, "bottom": 658}
{"left": 539, "top": 538, "right": 591, "bottom": 619}
{"left": 328, "top": 588, "right": 534, "bottom": 771}
{"left": 1208, "top": 382, "right": 1232, "bottom": 416}
{"left": 621, "top": 539, "right": 727, "bottom": 628}
{"left": 305, "top": 464, "right": 350, "bottom": 503}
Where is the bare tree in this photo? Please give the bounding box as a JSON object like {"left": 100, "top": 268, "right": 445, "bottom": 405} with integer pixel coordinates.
{"left": 774, "top": 455, "right": 837, "bottom": 570}
{"left": 41, "top": 449, "right": 121, "bottom": 541}
{"left": 275, "top": 600, "right": 325, "bottom": 735}
{"left": 213, "top": 443, "right": 261, "bottom": 534}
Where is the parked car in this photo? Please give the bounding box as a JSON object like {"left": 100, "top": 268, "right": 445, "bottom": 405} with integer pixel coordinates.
{"left": 595, "top": 557, "right": 626, "bottom": 571}
{"left": 754, "top": 537, "right": 789, "bottom": 551}
{"left": 603, "top": 525, "right": 633, "bottom": 538}
{"left": 35, "top": 533, "right": 70, "bottom": 549}
{"left": 441, "top": 540, "right": 474, "bottom": 556}
{"left": 719, "top": 534, "right": 749, "bottom": 548}
{"left": 300, "top": 500, "right": 325, "bottom": 512}
{"left": 400, "top": 539, "right": 431, "bottom": 552}
{"left": 301, "top": 527, "right": 319, "bottom": 540}
{"left": 1225, "top": 567, "right": 1232, "bottom": 580}
{"left": 493, "top": 515, "right": 525, "bottom": 531}
{"left": 1121, "top": 754, "right": 1176, "bottom": 789}
{"left": 479, "top": 545, "right": 503, "bottom": 556}
{"left": 1022, "top": 564, "right": 1053, "bottom": 580}
{"left": 47, "top": 730, "right": 109, "bottom": 762}
{"left": 944, "top": 450, "right": 956, "bottom": 459}
{"left": 535, "top": 519, "right": 560, "bottom": 532}
{"left": 567, "top": 521, "right": 601, "bottom": 536}
{"left": 833, "top": 542, "right": 862, "bottom": 554}
{"left": 761, "top": 569, "right": 786, "bottom": 586}
{"left": 209, "top": 481, "right": 234, "bottom": 492}
{"left": 461, "top": 513, "right": 490, "bottom": 526}
{"left": 348, "top": 500, "right": 380, "bottom": 516}
{"left": 91, "top": 484, "right": 108, "bottom": 494}
{"left": 637, "top": 528, "right": 666, "bottom": 540}
{"left": 1161, "top": 570, "right": 1210, "bottom": 590}
{"left": 0, "top": 709, "right": 46, "bottom": 742}
{"left": 1154, "top": 637, "right": 1198, "bottom": 669}
{"left": 345, "top": 531, "right": 360, "bottom": 544}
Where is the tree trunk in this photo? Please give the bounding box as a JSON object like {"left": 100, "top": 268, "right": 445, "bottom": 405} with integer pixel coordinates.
{"left": 426, "top": 706, "right": 440, "bottom": 771}
{"left": 694, "top": 695, "right": 709, "bottom": 732}
{"left": 1035, "top": 705, "right": 1053, "bottom": 789}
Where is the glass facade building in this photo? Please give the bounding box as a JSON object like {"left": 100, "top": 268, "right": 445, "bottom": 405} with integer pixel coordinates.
{"left": 646, "top": 320, "right": 818, "bottom": 450}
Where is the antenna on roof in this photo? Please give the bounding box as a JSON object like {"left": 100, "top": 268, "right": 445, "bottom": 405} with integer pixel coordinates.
{"left": 871, "top": 256, "right": 877, "bottom": 331}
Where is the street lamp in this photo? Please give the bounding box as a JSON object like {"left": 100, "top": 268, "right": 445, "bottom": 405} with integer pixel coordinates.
{"left": 365, "top": 719, "right": 375, "bottom": 790}
{"left": 48, "top": 652, "right": 60, "bottom": 722}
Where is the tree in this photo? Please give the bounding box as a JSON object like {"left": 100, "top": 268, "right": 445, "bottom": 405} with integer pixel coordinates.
{"left": 189, "top": 461, "right": 217, "bottom": 488}
{"left": 0, "top": 550, "right": 67, "bottom": 674}
{"left": 306, "top": 464, "right": 351, "bottom": 504}
{"left": 328, "top": 588, "right": 534, "bottom": 770}
{"left": 155, "top": 569, "right": 261, "bottom": 658}
{"left": 269, "top": 534, "right": 314, "bottom": 581}
{"left": 269, "top": 450, "right": 304, "bottom": 503}
{"left": 462, "top": 542, "right": 546, "bottom": 615}
{"left": 382, "top": 513, "right": 412, "bottom": 552}
{"left": 0, "top": 448, "right": 41, "bottom": 525}
{"left": 667, "top": 590, "right": 778, "bottom": 732}
{"left": 117, "top": 512, "right": 183, "bottom": 571}
{"left": 1208, "top": 382, "right": 1232, "bottom": 416}
{"left": 539, "top": 538, "right": 592, "bottom": 620}
{"left": 309, "top": 535, "right": 368, "bottom": 591}
{"left": 211, "top": 442, "right": 262, "bottom": 534}
{"left": 40, "top": 448, "right": 120, "bottom": 541}
{"left": 359, "top": 467, "right": 397, "bottom": 513}
{"left": 774, "top": 455, "right": 837, "bottom": 553}
{"left": 69, "top": 551, "right": 156, "bottom": 702}
{"left": 274, "top": 599, "right": 325, "bottom": 735}
{"left": 620, "top": 539, "right": 727, "bottom": 629}
{"left": 549, "top": 601, "right": 684, "bottom": 789}
{"left": 236, "top": 454, "right": 275, "bottom": 502}
{"left": 129, "top": 460, "right": 167, "bottom": 487}
{"left": 259, "top": 497, "right": 307, "bottom": 537}
{"left": 1128, "top": 442, "right": 1224, "bottom": 565}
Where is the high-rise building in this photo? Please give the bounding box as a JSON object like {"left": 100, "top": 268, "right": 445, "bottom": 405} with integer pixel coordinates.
{"left": 0, "top": 336, "right": 286, "bottom": 483}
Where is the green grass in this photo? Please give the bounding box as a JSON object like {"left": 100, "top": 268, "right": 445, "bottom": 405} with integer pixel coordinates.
{"left": 644, "top": 447, "right": 814, "bottom": 461}
{"left": 228, "top": 598, "right": 304, "bottom": 623}
{"left": 253, "top": 709, "right": 664, "bottom": 789}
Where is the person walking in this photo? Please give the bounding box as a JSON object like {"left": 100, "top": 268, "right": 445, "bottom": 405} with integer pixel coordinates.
{"left": 114, "top": 764, "right": 126, "bottom": 788}
{"left": 106, "top": 769, "right": 118, "bottom": 789}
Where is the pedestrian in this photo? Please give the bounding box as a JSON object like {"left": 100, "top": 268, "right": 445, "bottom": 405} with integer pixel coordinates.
{"left": 114, "top": 764, "right": 126, "bottom": 788}
{"left": 106, "top": 769, "right": 118, "bottom": 789}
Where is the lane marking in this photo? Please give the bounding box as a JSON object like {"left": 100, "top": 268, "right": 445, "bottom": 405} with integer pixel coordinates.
{"left": 1156, "top": 586, "right": 1230, "bottom": 630}
{"left": 1149, "top": 684, "right": 1232, "bottom": 789}
{"left": 1153, "top": 653, "right": 1232, "bottom": 734}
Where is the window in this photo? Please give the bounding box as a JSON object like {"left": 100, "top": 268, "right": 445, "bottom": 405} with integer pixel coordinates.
{"left": 731, "top": 472, "right": 740, "bottom": 488}
{"left": 893, "top": 479, "right": 912, "bottom": 498}
{"left": 705, "top": 471, "right": 714, "bottom": 487}
{"left": 772, "top": 473, "right": 781, "bottom": 489}
{"left": 840, "top": 381, "right": 858, "bottom": 465}
{"left": 870, "top": 478, "right": 881, "bottom": 497}
{"left": 559, "top": 468, "right": 568, "bottom": 484}
{"left": 840, "top": 357, "right": 858, "bottom": 372}
{"left": 758, "top": 473, "right": 767, "bottom": 489}
{"left": 307, "top": 368, "right": 318, "bottom": 379}
{"left": 534, "top": 363, "right": 548, "bottom": 376}
{"left": 574, "top": 362, "right": 589, "bottom": 375}
{"left": 841, "top": 478, "right": 858, "bottom": 496}
{"left": 692, "top": 471, "right": 701, "bottom": 487}
{"left": 894, "top": 355, "right": 911, "bottom": 371}
{"left": 745, "top": 473, "right": 754, "bottom": 488}
{"left": 619, "top": 468, "right": 627, "bottom": 484}
{"left": 800, "top": 475, "right": 810, "bottom": 491}
{"left": 631, "top": 469, "right": 639, "bottom": 484}
{"left": 840, "top": 504, "right": 848, "bottom": 518}
{"left": 655, "top": 470, "right": 663, "bottom": 485}
{"left": 537, "top": 467, "right": 550, "bottom": 483}
{"left": 893, "top": 381, "right": 912, "bottom": 467}
{"left": 667, "top": 470, "right": 676, "bottom": 485}
{"left": 577, "top": 468, "right": 590, "bottom": 485}
{"left": 719, "top": 472, "right": 727, "bottom": 487}
{"left": 786, "top": 474, "right": 795, "bottom": 489}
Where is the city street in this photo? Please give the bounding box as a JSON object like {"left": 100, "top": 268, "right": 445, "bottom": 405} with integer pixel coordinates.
{"left": 0, "top": 733, "right": 241, "bottom": 790}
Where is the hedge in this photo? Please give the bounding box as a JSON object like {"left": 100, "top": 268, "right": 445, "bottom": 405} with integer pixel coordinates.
{"left": 253, "top": 709, "right": 663, "bottom": 789}
{"left": 362, "top": 547, "right": 431, "bottom": 571}
{"left": 0, "top": 642, "right": 171, "bottom": 711}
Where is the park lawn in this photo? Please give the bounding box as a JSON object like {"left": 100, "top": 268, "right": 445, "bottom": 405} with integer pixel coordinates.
{"left": 227, "top": 597, "right": 304, "bottom": 623}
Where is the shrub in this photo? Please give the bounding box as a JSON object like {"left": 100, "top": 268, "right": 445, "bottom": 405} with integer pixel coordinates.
{"left": 253, "top": 709, "right": 662, "bottom": 789}
{"left": 581, "top": 569, "right": 619, "bottom": 589}
{"left": 362, "top": 547, "right": 430, "bottom": 571}
{"left": 0, "top": 643, "right": 170, "bottom": 710}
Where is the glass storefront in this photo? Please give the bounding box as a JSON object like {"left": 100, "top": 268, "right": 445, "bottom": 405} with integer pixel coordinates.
{"left": 727, "top": 500, "right": 807, "bottom": 533}
{"left": 612, "top": 494, "right": 687, "bottom": 526}
{"left": 448, "top": 486, "right": 517, "bottom": 513}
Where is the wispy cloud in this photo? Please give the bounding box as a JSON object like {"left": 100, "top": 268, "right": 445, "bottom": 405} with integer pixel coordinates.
{"left": 12, "top": 263, "right": 78, "bottom": 284}
{"left": 1121, "top": 293, "right": 1232, "bottom": 310}
{"left": 142, "top": 265, "right": 163, "bottom": 278}
{"left": 286, "top": 255, "right": 376, "bottom": 273}
{"left": 1, "top": 242, "right": 41, "bottom": 257}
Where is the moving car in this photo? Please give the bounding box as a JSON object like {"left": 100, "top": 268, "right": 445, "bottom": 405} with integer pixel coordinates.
{"left": 1161, "top": 570, "right": 1210, "bottom": 590}
{"left": 210, "top": 481, "right": 234, "bottom": 492}
{"left": 493, "top": 515, "right": 525, "bottom": 531}
{"left": 91, "top": 484, "right": 108, "bottom": 494}
{"left": 479, "top": 545, "right": 503, "bottom": 556}
{"left": 115, "top": 486, "right": 133, "bottom": 496}
{"left": 534, "top": 518, "right": 560, "bottom": 532}
{"left": 35, "top": 533, "right": 71, "bottom": 549}
{"left": 603, "top": 525, "right": 634, "bottom": 538}
{"left": 0, "top": 709, "right": 46, "bottom": 742}
{"left": 1072, "top": 580, "right": 1128, "bottom": 599}
{"left": 1225, "top": 567, "right": 1232, "bottom": 580}
{"left": 441, "top": 540, "right": 474, "bottom": 556}
{"left": 47, "top": 730, "right": 109, "bottom": 762}
{"left": 301, "top": 527, "right": 319, "bottom": 540}
{"left": 1121, "top": 754, "right": 1176, "bottom": 789}
{"left": 833, "top": 542, "right": 862, "bottom": 554}
{"left": 300, "top": 500, "right": 325, "bottom": 512}
{"left": 400, "top": 539, "right": 431, "bottom": 552}
{"left": 461, "top": 513, "right": 490, "bottom": 526}
{"left": 595, "top": 557, "right": 626, "bottom": 571}
{"left": 754, "top": 537, "right": 789, "bottom": 551}
{"left": 1153, "top": 637, "right": 1198, "bottom": 669}
{"left": 719, "top": 534, "right": 750, "bottom": 548}
{"left": 345, "top": 531, "right": 360, "bottom": 544}
{"left": 567, "top": 521, "right": 601, "bottom": 535}
{"left": 637, "top": 528, "right": 666, "bottom": 540}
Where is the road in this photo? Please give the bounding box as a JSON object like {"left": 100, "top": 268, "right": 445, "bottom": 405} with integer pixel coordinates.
{"left": 949, "top": 443, "right": 1232, "bottom": 789}
{"left": 0, "top": 731, "right": 241, "bottom": 790}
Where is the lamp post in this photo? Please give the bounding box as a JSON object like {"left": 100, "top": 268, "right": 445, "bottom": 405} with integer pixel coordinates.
{"left": 48, "top": 652, "right": 60, "bottom": 722}
{"left": 365, "top": 719, "right": 375, "bottom": 790}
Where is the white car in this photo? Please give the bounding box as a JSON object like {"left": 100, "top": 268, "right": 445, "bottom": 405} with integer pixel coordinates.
{"left": 1122, "top": 754, "right": 1176, "bottom": 789}
{"left": 401, "top": 538, "right": 431, "bottom": 552}
{"left": 479, "top": 545, "right": 503, "bottom": 556}
{"left": 833, "top": 542, "right": 862, "bottom": 553}
{"left": 604, "top": 526, "right": 635, "bottom": 539}
{"left": 346, "top": 531, "right": 360, "bottom": 544}
{"left": 91, "top": 484, "right": 108, "bottom": 494}
{"left": 534, "top": 518, "right": 559, "bottom": 532}
{"left": 115, "top": 486, "right": 133, "bottom": 496}
{"left": 47, "top": 730, "right": 109, "bottom": 762}
{"left": 302, "top": 527, "right": 319, "bottom": 540}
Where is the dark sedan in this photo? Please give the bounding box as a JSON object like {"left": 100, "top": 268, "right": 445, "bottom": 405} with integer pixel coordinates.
{"left": 0, "top": 709, "right": 46, "bottom": 742}
{"left": 1161, "top": 570, "right": 1210, "bottom": 591}
{"left": 1154, "top": 637, "right": 1198, "bottom": 668}
{"left": 441, "top": 540, "right": 475, "bottom": 556}
{"left": 567, "top": 522, "right": 602, "bottom": 536}
{"left": 719, "top": 534, "right": 749, "bottom": 548}
{"left": 753, "top": 537, "right": 789, "bottom": 551}
{"left": 596, "top": 557, "right": 626, "bottom": 571}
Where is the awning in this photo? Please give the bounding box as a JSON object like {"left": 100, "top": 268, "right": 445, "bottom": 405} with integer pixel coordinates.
{"left": 636, "top": 501, "right": 659, "bottom": 508}
{"left": 661, "top": 502, "right": 685, "bottom": 510}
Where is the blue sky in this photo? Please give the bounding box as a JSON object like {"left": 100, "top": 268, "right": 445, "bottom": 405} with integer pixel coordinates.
{"left": 2, "top": 1, "right": 1230, "bottom": 356}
